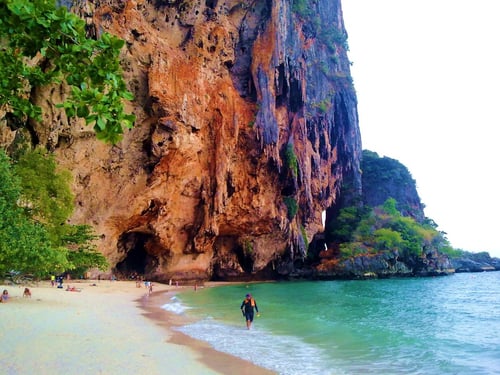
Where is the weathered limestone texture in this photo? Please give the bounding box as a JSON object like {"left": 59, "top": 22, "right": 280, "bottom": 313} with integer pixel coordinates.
{"left": 47, "top": 0, "right": 361, "bottom": 282}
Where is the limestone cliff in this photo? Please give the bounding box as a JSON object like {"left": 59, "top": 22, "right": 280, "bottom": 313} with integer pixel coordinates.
{"left": 3, "top": 0, "right": 361, "bottom": 282}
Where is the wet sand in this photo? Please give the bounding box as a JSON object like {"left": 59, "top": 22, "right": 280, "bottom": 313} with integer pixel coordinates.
{"left": 140, "top": 283, "right": 276, "bottom": 375}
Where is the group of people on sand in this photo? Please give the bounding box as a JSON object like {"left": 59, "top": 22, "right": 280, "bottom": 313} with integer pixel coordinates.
{"left": 3, "top": 279, "right": 261, "bottom": 331}
{"left": 133, "top": 277, "right": 154, "bottom": 294}
{"left": 0, "top": 287, "right": 32, "bottom": 303}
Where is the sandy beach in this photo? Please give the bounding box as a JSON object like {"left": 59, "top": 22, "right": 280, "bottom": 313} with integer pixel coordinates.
{"left": 0, "top": 280, "right": 275, "bottom": 375}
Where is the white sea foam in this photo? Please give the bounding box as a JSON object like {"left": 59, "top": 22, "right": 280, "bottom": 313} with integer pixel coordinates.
{"left": 176, "top": 319, "right": 342, "bottom": 375}
{"left": 160, "top": 295, "right": 192, "bottom": 315}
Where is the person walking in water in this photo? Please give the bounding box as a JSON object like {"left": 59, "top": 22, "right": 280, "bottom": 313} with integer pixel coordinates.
{"left": 240, "top": 293, "right": 259, "bottom": 330}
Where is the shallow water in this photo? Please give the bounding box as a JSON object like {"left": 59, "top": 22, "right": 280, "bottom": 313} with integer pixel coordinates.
{"left": 162, "top": 272, "right": 500, "bottom": 375}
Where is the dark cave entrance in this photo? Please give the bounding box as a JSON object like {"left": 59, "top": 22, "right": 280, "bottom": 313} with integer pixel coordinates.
{"left": 235, "top": 244, "right": 254, "bottom": 274}
{"left": 115, "top": 232, "right": 159, "bottom": 278}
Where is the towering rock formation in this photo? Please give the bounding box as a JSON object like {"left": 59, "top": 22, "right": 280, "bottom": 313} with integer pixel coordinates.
{"left": 3, "top": 0, "right": 362, "bottom": 282}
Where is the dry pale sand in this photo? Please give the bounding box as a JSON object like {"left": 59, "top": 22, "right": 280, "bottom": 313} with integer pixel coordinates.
{"left": 0, "top": 280, "right": 275, "bottom": 375}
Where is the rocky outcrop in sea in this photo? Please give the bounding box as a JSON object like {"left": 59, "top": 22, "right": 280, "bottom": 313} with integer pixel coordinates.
{"left": 451, "top": 252, "right": 500, "bottom": 272}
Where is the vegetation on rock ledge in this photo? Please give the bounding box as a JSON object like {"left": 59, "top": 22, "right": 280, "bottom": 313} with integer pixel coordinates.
{"left": 325, "top": 150, "right": 459, "bottom": 263}
{"left": 327, "top": 197, "right": 453, "bottom": 259}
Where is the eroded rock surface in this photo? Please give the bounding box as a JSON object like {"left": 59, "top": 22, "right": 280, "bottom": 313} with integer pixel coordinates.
{"left": 5, "top": 0, "right": 361, "bottom": 282}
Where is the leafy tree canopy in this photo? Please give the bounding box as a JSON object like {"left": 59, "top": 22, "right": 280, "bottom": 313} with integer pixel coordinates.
{"left": 326, "top": 206, "right": 365, "bottom": 243}
{"left": 63, "top": 224, "right": 109, "bottom": 277}
{"left": 0, "top": 149, "right": 108, "bottom": 279}
{"left": 0, "top": 0, "right": 135, "bottom": 143}
{"left": 0, "top": 150, "right": 69, "bottom": 277}
{"left": 13, "top": 147, "right": 73, "bottom": 244}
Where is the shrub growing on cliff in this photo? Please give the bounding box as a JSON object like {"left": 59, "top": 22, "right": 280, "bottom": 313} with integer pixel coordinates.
{"left": 285, "top": 143, "right": 299, "bottom": 177}
{"left": 373, "top": 228, "right": 404, "bottom": 251}
{"left": 243, "top": 239, "right": 253, "bottom": 255}
{"left": 284, "top": 196, "right": 298, "bottom": 220}
{"left": 300, "top": 224, "right": 309, "bottom": 251}
{"left": 326, "top": 206, "right": 365, "bottom": 243}
{"left": 291, "top": 0, "right": 313, "bottom": 18}
{"left": 329, "top": 198, "right": 448, "bottom": 259}
{"left": 0, "top": 0, "right": 135, "bottom": 143}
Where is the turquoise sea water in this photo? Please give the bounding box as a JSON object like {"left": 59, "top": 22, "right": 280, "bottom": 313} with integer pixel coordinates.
{"left": 162, "top": 272, "right": 500, "bottom": 375}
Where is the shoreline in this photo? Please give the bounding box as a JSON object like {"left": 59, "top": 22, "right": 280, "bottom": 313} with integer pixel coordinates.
{"left": 0, "top": 280, "right": 275, "bottom": 375}
{"left": 138, "top": 282, "right": 276, "bottom": 375}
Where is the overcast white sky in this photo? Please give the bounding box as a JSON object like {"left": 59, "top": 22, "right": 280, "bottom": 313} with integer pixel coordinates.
{"left": 341, "top": 1, "right": 500, "bottom": 257}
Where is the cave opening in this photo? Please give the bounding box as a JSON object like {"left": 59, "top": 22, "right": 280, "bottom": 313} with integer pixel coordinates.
{"left": 275, "top": 63, "right": 288, "bottom": 107}
{"left": 234, "top": 241, "right": 255, "bottom": 275}
{"left": 289, "top": 77, "right": 303, "bottom": 113}
{"left": 115, "top": 232, "right": 159, "bottom": 278}
{"left": 205, "top": 0, "right": 217, "bottom": 9}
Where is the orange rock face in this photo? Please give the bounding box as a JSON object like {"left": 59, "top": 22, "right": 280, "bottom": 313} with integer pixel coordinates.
{"left": 49, "top": 0, "right": 362, "bottom": 282}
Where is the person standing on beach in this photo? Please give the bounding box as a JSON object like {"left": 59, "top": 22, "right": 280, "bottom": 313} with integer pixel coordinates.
{"left": 240, "top": 293, "right": 259, "bottom": 330}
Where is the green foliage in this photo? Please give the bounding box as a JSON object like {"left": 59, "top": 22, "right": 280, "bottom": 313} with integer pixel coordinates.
{"left": 3, "top": 221, "right": 69, "bottom": 278}
{"left": 373, "top": 228, "right": 403, "bottom": 251}
{"left": 387, "top": 215, "right": 428, "bottom": 256}
{"left": 13, "top": 147, "right": 73, "bottom": 244}
{"left": 0, "top": 150, "right": 69, "bottom": 277}
{"left": 439, "top": 246, "right": 465, "bottom": 259}
{"left": 326, "top": 206, "right": 364, "bottom": 242}
{"left": 362, "top": 150, "right": 408, "bottom": 183}
{"left": 0, "top": 148, "right": 108, "bottom": 279}
{"left": 316, "top": 98, "right": 331, "bottom": 114}
{"left": 361, "top": 150, "right": 423, "bottom": 218}
{"left": 339, "top": 242, "right": 366, "bottom": 257}
{"left": 300, "top": 224, "right": 309, "bottom": 251}
{"left": 291, "top": 0, "right": 349, "bottom": 51}
{"left": 284, "top": 196, "right": 298, "bottom": 220}
{"left": 285, "top": 143, "right": 298, "bottom": 177}
{"left": 0, "top": 150, "right": 21, "bottom": 209}
{"left": 382, "top": 197, "right": 399, "bottom": 216}
{"left": 329, "top": 198, "right": 451, "bottom": 259}
{"left": 63, "top": 225, "right": 108, "bottom": 277}
{"left": 243, "top": 239, "right": 253, "bottom": 255}
{"left": 0, "top": 0, "right": 135, "bottom": 144}
{"left": 319, "top": 25, "right": 349, "bottom": 52}
{"left": 291, "top": 0, "right": 312, "bottom": 18}
{"left": 355, "top": 212, "right": 376, "bottom": 238}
